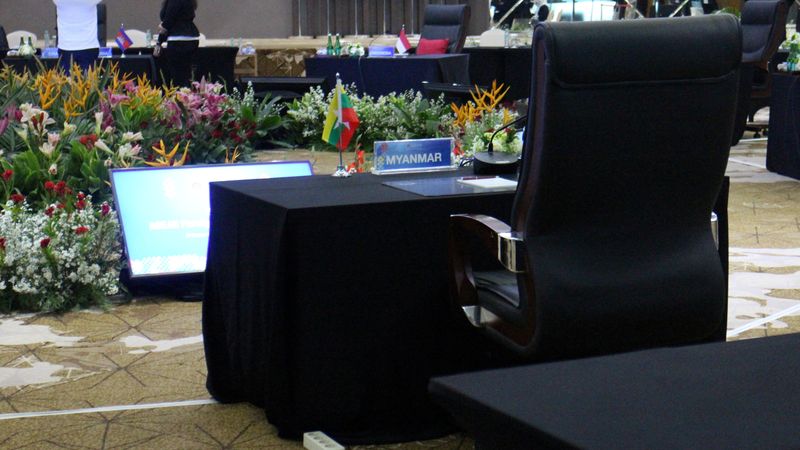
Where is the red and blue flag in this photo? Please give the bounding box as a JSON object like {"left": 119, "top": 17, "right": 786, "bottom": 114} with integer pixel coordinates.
{"left": 115, "top": 27, "right": 133, "bottom": 51}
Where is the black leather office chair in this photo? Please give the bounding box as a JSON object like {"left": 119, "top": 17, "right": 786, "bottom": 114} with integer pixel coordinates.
{"left": 97, "top": 4, "right": 107, "bottom": 46}
{"left": 733, "top": 0, "right": 788, "bottom": 142}
{"left": 449, "top": 15, "right": 740, "bottom": 360}
{"left": 419, "top": 4, "right": 471, "bottom": 54}
{"left": 0, "top": 26, "right": 9, "bottom": 59}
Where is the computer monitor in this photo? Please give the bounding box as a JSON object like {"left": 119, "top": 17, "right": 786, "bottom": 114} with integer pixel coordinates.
{"left": 110, "top": 161, "right": 313, "bottom": 280}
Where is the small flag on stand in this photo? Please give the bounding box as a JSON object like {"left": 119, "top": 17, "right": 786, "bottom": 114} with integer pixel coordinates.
{"left": 322, "top": 81, "right": 359, "bottom": 152}
{"left": 396, "top": 25, "right": 411, "bottom": 55}
{"left": 115, "top": 25, "right": 133, "bottom": 52}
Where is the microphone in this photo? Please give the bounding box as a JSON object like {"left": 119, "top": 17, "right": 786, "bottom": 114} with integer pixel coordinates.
{"left": 487, "top": 114, "right": 528, "bottom": 154}
{"left": 472, "top": 114, "right": 527, "bottom": 175}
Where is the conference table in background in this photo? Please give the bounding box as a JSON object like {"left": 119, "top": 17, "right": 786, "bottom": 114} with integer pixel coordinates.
{"left": 1, "top": 46, "right": 237, "bottom": 88}
{"left": 463, "top": 46, "right": 532, "bottom": 101}
{"left": 112, "top": 46, "right": 239, "bottom": 88}
{"left": 202, "top": 170, "right": 515, "bottom": 444}
{"left": 766, "top": 73, "right": 800, "bottom": 180}
{"left": 304, "top": 54, "right": 470, "bottom": 96}
{"left": 1, "top": 55, "right": 158, "bottom": 82}
{"left": 430, "top": 333, "right": 800, "bottom": 449}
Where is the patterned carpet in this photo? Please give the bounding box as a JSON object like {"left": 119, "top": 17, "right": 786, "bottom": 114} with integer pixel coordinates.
{"left": 1, "top": 138, "right": 798, "bottom": 449}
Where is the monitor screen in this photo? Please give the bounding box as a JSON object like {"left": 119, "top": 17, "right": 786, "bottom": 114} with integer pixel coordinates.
{"left": 110, "top": 161, "right": 313, "bottom": 278}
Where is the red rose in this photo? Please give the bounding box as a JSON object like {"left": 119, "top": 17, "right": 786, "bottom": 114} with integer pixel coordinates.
{"left": 76, "top": 192, "right": 86, "bottom": 201}
{"left": 211, "top": 129, "right": 223, "bottom": 139}
{"left": 40, "top": 237, "right": 51, "bottom": 248}
{"left": 9, "top": 193, "right": 24, "bottom": 204}
{"left": 44, "top": 180, "right": 55, "bottom": 191}
{"left": 1, "top": 170, "right": 12, "bottom": 182}
{"left": 75, "top": 226, "right": 89, "bottom": 235}
{"left": 44, "top": 206, "right": 55, "bottom": 217}
{"left": 79, "top": 134, "right": 98, "bottom": 149}
{"left": 101, "top": 202, "right": 110, "bottom": 216}
{"left": 0, "top": 237, "right": 5, "bottom": 250}
{"left": 75, "top": 199, "right": 86, "bottom": 210}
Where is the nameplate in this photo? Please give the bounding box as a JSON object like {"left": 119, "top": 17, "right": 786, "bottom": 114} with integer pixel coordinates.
{"left": 99, "top": 47, "right": 112, "bottom": 58}
{"left": 372, "top": 138, "right": 455, "bottom": 175}
{"left": 41, "top": 47, "right": 59, "bottom": 59}
{"left": 368, "top": 45, "right": 394, "bottom": 57}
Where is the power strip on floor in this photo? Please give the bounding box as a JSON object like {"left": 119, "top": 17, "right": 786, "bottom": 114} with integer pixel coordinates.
{"left": 303, "top": 431, "right": 344, "bottom": 450}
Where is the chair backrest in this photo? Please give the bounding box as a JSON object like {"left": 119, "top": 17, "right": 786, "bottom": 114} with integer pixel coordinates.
{"left": 0, "top": 26, "right": 9, "bottom": 50}
{"left": 7, "top": 30, "right": 37, "bottom": 48}
{"left": 97, "top": 3, "right": 107, "bottom": 46}
{"left": 420, "top": 4, "right": 471, "bottom": 54}
{"left": 510, "top": 16, "right": 740, "bottom": 358}
{"left": 741, "top": 0, "right": 788, "bottom": 65}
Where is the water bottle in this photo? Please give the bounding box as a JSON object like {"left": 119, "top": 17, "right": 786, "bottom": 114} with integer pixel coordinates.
{"left": 334, "top": 33, "right": 341, "bottom": 57}
{"left": 326, "top": 33, "right": 333, "bottom": 56}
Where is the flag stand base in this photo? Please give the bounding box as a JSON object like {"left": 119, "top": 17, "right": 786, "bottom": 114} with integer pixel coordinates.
{"left": 332, "top": 166, "right": 351, "bottom": 177}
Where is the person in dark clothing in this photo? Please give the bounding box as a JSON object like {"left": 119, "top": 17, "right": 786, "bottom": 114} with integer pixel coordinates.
{"left": 156, "top": 0, "right": 199, "bottom": 87}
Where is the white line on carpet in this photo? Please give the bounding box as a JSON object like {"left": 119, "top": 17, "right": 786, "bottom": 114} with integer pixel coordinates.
{"left": 729, "top": 158, "right": 767, "bottom": 169}
{"left": 727, "top": 303, "right": 800, "bottom": 338}
{"left": 0, "top": 399, "right": 218, "bottom": 421}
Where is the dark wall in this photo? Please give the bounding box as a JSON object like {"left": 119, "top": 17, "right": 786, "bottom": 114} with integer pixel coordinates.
{"left": 293, "top": 0, "right": 490, "bottom": 37}
{"left": 2, "top": 0, "right": 489, "bottom": 40}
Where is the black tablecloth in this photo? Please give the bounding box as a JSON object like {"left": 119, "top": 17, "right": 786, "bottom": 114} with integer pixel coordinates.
{"left": 766, "top": 73, "right": 800, "bottom": 180}
{"left": 1, "top": 55, "right": 157, "bottom": 82}
{"left": 304, "top": 54, "right": 470, "bottom": 96}
{"left": 430, "top": 333, "right": 800, "bottom": 449}
{"left": 463, "top": 47, "right": 532, "bottom": 101}
{"left": 202, "top": 170, "right": 514, "bottom": 444}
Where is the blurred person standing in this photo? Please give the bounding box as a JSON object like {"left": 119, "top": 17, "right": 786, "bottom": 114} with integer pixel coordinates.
{"left": 155, "top": 0, "right": 200, "bottom": 87}
{"left": 54, "top": 0, "right": 102, "bottom": 73}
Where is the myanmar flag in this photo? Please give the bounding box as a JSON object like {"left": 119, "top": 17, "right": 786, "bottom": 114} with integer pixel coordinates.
{"left": 322, "top": 85, "right": 359, "bottom": 151}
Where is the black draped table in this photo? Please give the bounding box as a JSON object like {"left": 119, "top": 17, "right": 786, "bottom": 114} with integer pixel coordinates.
{"left": 1, "top": 55, "right": 157, "bottom": 82}
{"left": 202, "top": 170, "right": 514, "bottom": 444}
{"left": 304, "top": 54, "right": 470, "bottom": 96}
{"left": 766, "top": 73, "right": 800, "bottom": 180}
{"left": 430, "top": 333, "right": 800, "bottom": 449}
{"left": 463, "top": 47, "right": 532, "bottom": 101}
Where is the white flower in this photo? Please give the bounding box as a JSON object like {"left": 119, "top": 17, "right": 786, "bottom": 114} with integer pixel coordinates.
{"left": 47, "top": 132, "right": 61, "bottom": 146}
{"left": 121, "top": 131, "right": 144, "bottom": 143}
{"left": 62, "top": 122, "right": 77, "bottom": 135}
{"left": 40, "top": 142, "right": 56, "bottom": 157}
{"left": 48, "top": 163, "right": 58, "bottom": 175}
{"left": 94, "top": 139, "right": 111, "bottom": 153}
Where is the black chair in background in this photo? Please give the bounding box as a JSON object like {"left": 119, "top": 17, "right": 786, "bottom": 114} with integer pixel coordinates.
{"left": 0, "top": 26, "right": 9, "bottom": 60}
{"left": 419, "top": 4, "right": 471, "bottom": 54}
{"left": 733, "top": 0, "right": 788, "bottom": 142}
{"left": 192, "top": 47, "right": 238, "bottom": 89}
{"left": 448, "top": 15, "right": 740, "bottom": 361}
{"left": 97, "top": 4, "right": 107, "bottom": 46}
{"left": 422, "top": 81, "right": 485, "bottom": 106}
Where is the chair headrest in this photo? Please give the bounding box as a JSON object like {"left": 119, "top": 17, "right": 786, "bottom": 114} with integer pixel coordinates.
{"left": 424, "top": 4, "right": 470, "bottom": 26}
{"left": 540, "top": 16, "right": 741, "bottom": 86}
{"left": 741, "top": 0, "right": 786, "bottom": 26}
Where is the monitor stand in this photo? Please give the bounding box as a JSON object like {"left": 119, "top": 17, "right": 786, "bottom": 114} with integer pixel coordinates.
{"left": 119, "top": 268, "right": 204, "bottom": 301}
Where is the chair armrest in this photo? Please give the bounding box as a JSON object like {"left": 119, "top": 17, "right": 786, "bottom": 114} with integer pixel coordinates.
{"left": 449, "top": 214, "right": 526, "bottom": 312}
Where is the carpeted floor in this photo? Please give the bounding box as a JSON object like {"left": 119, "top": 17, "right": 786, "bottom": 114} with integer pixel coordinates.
{"left": 1, "top": 137, "right": 799, "bottom": 449}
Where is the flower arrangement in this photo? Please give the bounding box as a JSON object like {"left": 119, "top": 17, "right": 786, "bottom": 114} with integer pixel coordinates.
{"left": 450, "top": 82, "right": 522, "bottom": 162}
{"left": 0, "top": 186, "right": 120, "bottom": 313}
{"left": 284, "top": 86, "right": 451, "bottom": 152}
{"left": 0, "top": 63, "right": 287, "bottom": 312}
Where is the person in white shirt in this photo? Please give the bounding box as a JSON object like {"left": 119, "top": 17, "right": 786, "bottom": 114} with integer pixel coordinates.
{"left": 53, "top": 0, "right": 102, "bottom": 73}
